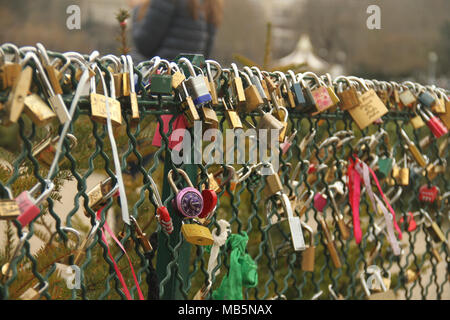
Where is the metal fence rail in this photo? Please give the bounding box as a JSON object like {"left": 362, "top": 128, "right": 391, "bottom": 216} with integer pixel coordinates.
{"left": 0, "top": 46, "right": 448, "bottom": 300}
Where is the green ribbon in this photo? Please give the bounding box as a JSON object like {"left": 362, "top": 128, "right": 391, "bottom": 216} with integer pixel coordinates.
{"left": 212, "top": 232, "right": 258, "bottom": 300}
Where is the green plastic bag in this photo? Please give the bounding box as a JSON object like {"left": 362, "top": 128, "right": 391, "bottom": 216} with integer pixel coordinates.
{"left": 212, "top": 232, "right": 258, "bottom": 300}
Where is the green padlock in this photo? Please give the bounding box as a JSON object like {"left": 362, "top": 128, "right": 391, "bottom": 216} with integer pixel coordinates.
{"left": 150, "top": 74, "right": 173, "bottom": 96}
{"left": 377, "top": 157, "right": 393, "bottom": 179}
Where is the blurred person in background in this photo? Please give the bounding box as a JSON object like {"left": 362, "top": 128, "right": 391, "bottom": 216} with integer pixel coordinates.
{"left": 128, "top": 0, "right": 224, "bottom": 61}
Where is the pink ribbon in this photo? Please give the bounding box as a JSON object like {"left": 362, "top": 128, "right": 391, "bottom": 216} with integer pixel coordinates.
{"left": 96, "top": 207, "right": 145, "bottom": 300}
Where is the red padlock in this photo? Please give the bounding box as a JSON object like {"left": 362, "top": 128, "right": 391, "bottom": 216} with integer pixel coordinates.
{"left": 417, "top": 105, "right": 448, "bottom": 138}
{"left": 399, "top": 212, "right": 418, "bottom": 232}
{"left": 313, "top": 192, "right": 328, "bottom": 212}
{"left": 199, "top": 189, "right": 217, "bottom": 219}
{"left": 418, "top": 185, "right": 439, "bottom": 203}
{"left": 16, "top": 180, "right": 54, "bottom": 227}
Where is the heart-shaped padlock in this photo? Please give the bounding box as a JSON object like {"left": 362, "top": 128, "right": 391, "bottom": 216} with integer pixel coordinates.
{"left": 418, "top": 185, "right": 439, "bottom": 203}
{"left": 168, "top": 169, "right": 204, "bottom": 218}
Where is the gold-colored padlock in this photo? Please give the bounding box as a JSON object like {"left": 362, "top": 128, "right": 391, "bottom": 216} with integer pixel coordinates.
{"left": 301, "top": 223, "right": 315, "bottom": 272}
{"left": 3, "top": 66, "right": 33, "bottom": 125}
{"left": 85, "top": 177, "right": 118, "bottom": 216}
{"left": 24, "top": 93, "right": 57, "bottom": 126}
{"left": 19, "top": 282, "right": 48, "bottom": 300}
{"left": 181, "top": 222, "right": 214, "bottom": 246}
{"left": 223, "top": 98, "right": 243, "bottom": 129}
{"left": 0, "top": 198, "right": 20, "bottom": 220}
{"left": 32, "top": 134, "right": 78, "bottom": 168}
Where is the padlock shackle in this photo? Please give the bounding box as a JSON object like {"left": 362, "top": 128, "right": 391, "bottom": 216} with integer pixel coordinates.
{"left": 168, "top": 168, "right": 195, "bottom": 194}
{"left": 205, "top": 59, "right": 222, "bottom": 82}
{"left": 21, "top": 52, "right": 56, "bottom": 97}
{"left": 126, "top": 55, "right": 136, "bottom": 93}
{"left": 147, "top": 173, "right": 163, "bottom": 208}
{"left": 347, "top": 76, "right": 370, "bottom": 92}
{"left": 1, "top": 43, "right": 21, "bottom": 64}
{"left": 48, "top": 226, "right": 82, "bottom": 250}
{"left": 177, "top": 57, "right": 196, "bottom": 77}
{"left": 36, "top": 42, "right": 52, "bottom": 66}
{"left": 300, "top": 221, "right": 314, "bottom": 246}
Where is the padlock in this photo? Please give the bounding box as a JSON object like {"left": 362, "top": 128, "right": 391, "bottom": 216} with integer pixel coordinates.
{"left": 273, "top": 105, "right": 289, "bottom": 143}
{"left": 328, "top": 189, "right": 350, "bottom": 240}
{"left": 400, "top": 129, "right": 428, "bottom": 168}
{"left": 301, "top": 222, "right": 315, "bottom": 272}
{"left": 239, "top": 70, "right": 264, "bottom": 113}
{"left": 0, "top": 187, "right": 20, "bottom": 220}
{"left": 405, "top": 269, "right": 420, "bottom": 283}
{"left": 200, "top": 104, "right": 219, "bottom": 129}
{"left": 205, "top": 60, "right": 221, "bottom": 106}
{"left": 149, "top": 62, "right": 173, "bottom": 96}
{"left": 85, "top": 177, "right": 118, "bottom": 216}
{"left": 319, "top": 216, "right": 341, "bottom": 268}
{"left": 130, "top": 216, "right": 153, "bottom": 253}
{"left": 416, "top": 105, "right": 448, "bottom": 138}
{"left": 1, "top": 232, "right": 28, "bottom": 280}
{"left": 256, "top": 106, "right": 284, "bottom": 137}
{"left": 396, "top": 153, "right": 410, "bottom": 186}
{"left": 286, "top": 70, "right": 307, "bottom": 109}
{"left": 420, "top": 209, "right": 447, "bottom": 244}
{"left": 32, "top": 134, "right": 78, "bottom": 168}
{"left": 263, "top": 164, "right": 284, "bottom": 198}
{"left": 147, "top": 174, "right": 173, "bottom": 234}
{"left": 179, "top": 58, "right": 212, "bottom": 107}
{"left": 178, "top": 78, "right": 200, "bottom": 127}
{"left": 303, "top": 72, "right": 337, "bottom": 113}
{"left": 410, "top": 112, "right": 426, "bottom": 129}
{"left": 275, "top": 71, "right": 296, "bottom": 109}
{"left": 336, "top": 77, "right": 361, "bottom": 110}
{"left": 199, "top": 177, "right": 218, "bottom": 220}
{"left": 360, "top": 269, "right": 396, "bottom": 300}
{"left": 432, "top": 89, "right": 447, "bottom": 114}
{"left": 19, "top": 281, "right": 49, "bottom": 300}
{"left": 418, "top": 89, "right": 436, "bottom": 109}
{"left": 346, "top": 77, "right": 388, "bottom": 130}
{"left": 2, "top": 66, "right": 32, "bottom": 126}
{"left": 251, "top": 66, "right": 271, "bottom": 102}
{"left": 126, "top": 55, "right": 140, "bottom": 123}
{"left": 168, "top": 168, "right": 204, "bottom": 218}
{"left": 229, "top": 63, "right": 246, "bottom": 107}
{"left": 15, "top": 180, "right": 54, "bottom": 227}
{"left": 22, "top": 51, "right": 71, "bottom": 124}
{"left": 223, "top": 98, "right": 243, "bottom": 129}
{"left": 89, "top": 69, "right": 122, "bottom": 127}
{"left": 313, "top": 193, "right": 327, "bottom": 212}
{"left": 0, "top": 45, "right": 22, "bottom": 89}
{"left": 181, "top": 220, "right": 214, "bottom": 246}
{"left": 281, "top": 129, "right": 297, "bottom": 155}
{"left": 23, "top": 93, "right": 57, "bottom": 126}
{"left": 36, "top": 43, "right": 64, "bottom": 95}
{"left": 418, "top": 185, "right": 439, "bottom": 203}
{"left": 399, "top": 87, "right": 417, "bottom": 108}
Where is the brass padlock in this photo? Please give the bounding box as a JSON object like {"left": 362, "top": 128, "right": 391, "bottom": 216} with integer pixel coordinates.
{"left": 274, "top": 105, "right": 289, "bottom": 143}
{"left": 32, "top": 134, "right": 78, "bottom": 168}
{"left": 0, "top": 45, "right": 22, "bottom": 89}
{"left": 421, "top": 209, "right": 447, "bottom": 244}
{"left": 361, "top": 269, "right": 396, "bottom": 300}
{"left": 85, "top": 177, "right": 118, "bottom": 216}
{"left": 328, "top": 189, "right": 350, "bottom": 240}
{"left": 126, "top": 55, "right": 140, "bottom": 124}
{"left": 90, "top": 74, "right": 122, "bottom": 127}
{"left": 263, "top": 164, "right": 284, "bottom": 198}
{"left": 0, "top": 188, "right": 20, "bottom": 220}
{"left": 337, "top": 79, "right": 360, "bottom": 110}
{"left": 24, "top": 93, "right": 57, "bottom": 126}
{"left": 205, "top": 60, "right": 219, "bottom": 106}
{"left": 201, "top": 105, "right": 219, "bottom": 129}
{"left": 131, "top": 216, "right": 153, "bottom": 253}
{"left": 319, "top": 216, "right": 341, "bottom": 268}
{"left": 301, "top": 222, "right": 315, "bottom": 272}
{"left": 3, "top": 66, "right": 33, "bottom": 125}
{"left": 241, "top": 70, "right": 264, "bottom": 112}
{"left": 73, "top": 221, "right": 100, "bottom": 265}
{"left": 223, "top": 98, "right": 243, "bottom": 129}
{"left": 399, "top": 87, "right": 416, "bottom": 108}
{"left": 230, "top": 63, "right": 246, "bottom": 107}
{"left": 347, "top": 80, "right": 388, "bottom": 130}
{"left": 181, "top": 221, "right": 214, "bottom": 246}
{"left": 179, "top": 80, "right": 200, "bottom": 127}
{"left": 19, "top": 282, "right": 49, "bottom": 300}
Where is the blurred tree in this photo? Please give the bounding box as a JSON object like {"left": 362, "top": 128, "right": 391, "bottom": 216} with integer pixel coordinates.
{"left": 437, "top": 21, "right": 450, "bottom": 77}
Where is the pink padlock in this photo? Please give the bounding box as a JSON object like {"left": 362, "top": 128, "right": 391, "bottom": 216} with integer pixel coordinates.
{"left": 16, "top": 180, "right": 54, "bottom": 227}
{"left": 313, "top": 193, "right": 328, "bottom": 212}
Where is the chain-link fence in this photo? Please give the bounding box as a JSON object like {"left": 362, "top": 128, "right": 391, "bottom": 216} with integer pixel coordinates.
{"left": 0, "top": 47, "right": 448, "bottom": 300}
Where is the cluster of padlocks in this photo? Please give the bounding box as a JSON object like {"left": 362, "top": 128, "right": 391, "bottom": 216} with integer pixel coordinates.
{"left": 0, "top": 42, "right": 448, "bottom": 300}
